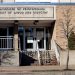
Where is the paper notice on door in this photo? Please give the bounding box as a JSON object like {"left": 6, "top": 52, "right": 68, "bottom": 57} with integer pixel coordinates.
{"left": 27, "top": 37, "right": 33, "bottom": 43}
{"left": 27, "top": 40, "right": 33, "bottom": 43}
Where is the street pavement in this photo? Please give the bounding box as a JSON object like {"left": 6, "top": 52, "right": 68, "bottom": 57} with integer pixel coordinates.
{"left": 0, "top": 71, "right": 75, "bottom": 75}
{"left": 0, "top": 66, "right": 75, "bottom": 75}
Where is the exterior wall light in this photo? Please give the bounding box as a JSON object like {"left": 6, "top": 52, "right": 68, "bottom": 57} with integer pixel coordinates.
{"left": 33, "top": 20, "right": 39, "bottom": 25}
{"left": 14, "top": 20, "right": 18, "bottom": 25}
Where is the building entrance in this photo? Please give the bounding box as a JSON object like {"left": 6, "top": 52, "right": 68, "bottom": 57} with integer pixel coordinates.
{"left": 19, "top": 27, "right": 46, "bottom": 51}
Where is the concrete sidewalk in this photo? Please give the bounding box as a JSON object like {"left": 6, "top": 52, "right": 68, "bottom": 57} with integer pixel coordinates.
{"left": 0, "top": 70, "right": 75, "bottom": 75}
{"left": 0, "top": 66, "right": 66, "bottom": 73}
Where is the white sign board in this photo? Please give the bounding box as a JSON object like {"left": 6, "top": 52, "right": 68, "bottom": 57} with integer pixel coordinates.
{"left": 0, "top": 5, "right": 55, "bottom": 20}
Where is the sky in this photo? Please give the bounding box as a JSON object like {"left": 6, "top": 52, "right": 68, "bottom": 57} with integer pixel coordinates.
{"left": 15, "top": 0, "right": 58, "bottom": 2}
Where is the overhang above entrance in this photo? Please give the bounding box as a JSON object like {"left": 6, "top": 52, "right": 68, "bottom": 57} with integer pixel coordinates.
{"left": 0, "top": 20, "right": 55, "bottom": 27}
{"left": 0, "top": 4, "right": 56, "bottom": 20}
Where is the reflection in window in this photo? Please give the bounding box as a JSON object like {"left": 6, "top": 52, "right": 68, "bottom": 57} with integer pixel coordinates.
{"left": 36, "top": 28, "right": 44, "bottom": 49}
{"left": 9, "top": 27, "right": 14, "bottom": 36}
{"left": 46, "top": 27, "right": 51, "bottom": 50}
{"left": 25, "top": 28, "right": 33, "bottom": 49}
{"left": 18, "top": 26, "right": 24, "bottom": 50}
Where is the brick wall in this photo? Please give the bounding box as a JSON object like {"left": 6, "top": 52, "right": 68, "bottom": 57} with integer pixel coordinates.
{"left": 54, "top": 5, "right": 75, "bottom": 50}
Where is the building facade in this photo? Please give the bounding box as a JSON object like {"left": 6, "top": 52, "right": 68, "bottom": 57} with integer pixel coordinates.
{"left": 0, "top": 0, "right": 75, "bottom": 66}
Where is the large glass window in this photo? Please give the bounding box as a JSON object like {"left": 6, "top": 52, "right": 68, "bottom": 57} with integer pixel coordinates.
{"left": 9, "top": 27, "right": 14, "bottom": 36}
{"left": 0, "top": 27, "right": 13, "bottom": 50}
{"left": 0, "top": 28, "right": 7, "bottom": 36}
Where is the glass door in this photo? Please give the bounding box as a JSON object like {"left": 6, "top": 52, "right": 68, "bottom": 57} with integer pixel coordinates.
{"left": 25, "top": 27, "right": 46, "bottom": 51}
{"left": 18, "top": 27, "right": 24, "bottom": 50}
{"left": 19, "top": 27, "right": 46, "bottom": 51}
{"left": 36, "top": 28, "right": 46, "bottom": 51}
{"left": 25, "top": 28, "right": 34, "bottom": 51}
